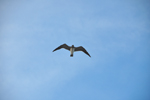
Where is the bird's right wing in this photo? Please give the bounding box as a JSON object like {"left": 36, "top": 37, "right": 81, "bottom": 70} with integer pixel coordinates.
{"left": 53, "top": 44, "right": 70, "bottom": 52}
{"left": 75, "top": 46, "right": 91, "bottom": 57}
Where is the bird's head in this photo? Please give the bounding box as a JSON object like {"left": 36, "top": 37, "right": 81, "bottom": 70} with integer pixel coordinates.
{"left": 72, "top": 45, "right": 74, "bottom": 47}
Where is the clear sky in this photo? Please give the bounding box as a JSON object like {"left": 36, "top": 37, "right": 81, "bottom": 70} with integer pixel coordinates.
{"left": 0, "top": 0, "right": 150, "bottom": 100}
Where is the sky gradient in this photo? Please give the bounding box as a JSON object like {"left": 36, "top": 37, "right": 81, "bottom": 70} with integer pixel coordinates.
{"left": 0, "top": 0, "right": 150, "bottom": 100}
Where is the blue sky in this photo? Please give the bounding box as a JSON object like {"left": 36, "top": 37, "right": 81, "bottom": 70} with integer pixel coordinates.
{"left": 0, "top": 0, "right": 150, "bottom": 100}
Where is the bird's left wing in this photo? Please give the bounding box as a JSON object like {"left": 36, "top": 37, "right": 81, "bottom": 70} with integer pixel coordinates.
{"left": 53, "top": 44, "right": 70, "bottom": 52}
{"left": 75, "top": 46, "right": 91, "bottom": 57}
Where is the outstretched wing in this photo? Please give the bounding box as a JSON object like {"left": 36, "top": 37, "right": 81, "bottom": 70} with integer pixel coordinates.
{"left": 53, "top": 44, "right": 70, "bottom": 52}
{"left": 75, "top": 46, "right": 91, "bottom": 57}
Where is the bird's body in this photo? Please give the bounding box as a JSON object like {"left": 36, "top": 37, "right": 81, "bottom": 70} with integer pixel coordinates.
{"left": 70, "top": 47, "right": 75, "bottom": 57}
{"left": 53, "top": 44, "right": 91, "bottom": 57}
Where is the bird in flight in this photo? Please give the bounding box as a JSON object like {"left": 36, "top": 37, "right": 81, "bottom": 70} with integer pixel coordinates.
{"left": 53, "top": 44, "right": 91, "bottom": 57}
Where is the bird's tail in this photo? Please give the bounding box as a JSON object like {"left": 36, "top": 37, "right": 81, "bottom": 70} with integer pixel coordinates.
{"left": 70, "top": 54, "right": 73, "bottom": 57}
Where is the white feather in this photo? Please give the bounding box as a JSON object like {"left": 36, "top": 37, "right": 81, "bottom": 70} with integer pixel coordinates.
{"left": 70, "top": 48, "right": 74, "bottom": 55}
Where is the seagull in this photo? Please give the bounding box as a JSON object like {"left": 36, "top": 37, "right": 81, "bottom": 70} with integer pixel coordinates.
{"left": 53, "top": 44, "right": 91, "bottom": 57}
